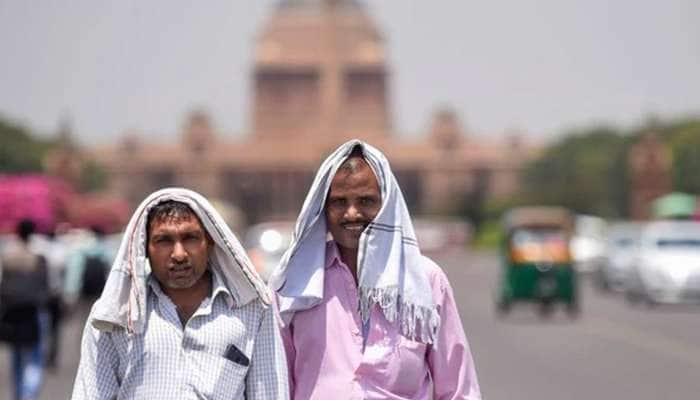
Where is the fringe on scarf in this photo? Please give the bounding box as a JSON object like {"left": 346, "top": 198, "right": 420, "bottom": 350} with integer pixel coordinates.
{"left": 359, "top": 286, "right": 440, "bottom": 345}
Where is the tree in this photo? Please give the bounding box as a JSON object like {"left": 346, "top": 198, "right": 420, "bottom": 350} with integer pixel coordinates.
{"left": 668, "top": 121, "right": 700, "bottom": 194}
{"left": 519, "top": 126, "right": 630, "bottom": 218}
{"left": 0, "top": 116, "right": 53, "bottom": 173}
{"left": 78, "top": 159, "right": 109, "bottom": 192}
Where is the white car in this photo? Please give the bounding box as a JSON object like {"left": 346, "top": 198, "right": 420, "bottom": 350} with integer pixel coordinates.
{"left": 243, "top": 221, "right": 294, "bottom": 282}
{"left": 412, "top": 217, "right": 472, "bottom": 254}
{"left": 626, "top": 220, "right": 700, "bottom": 305}
{"left": 598, "top": 222, "right": 643, "bottom": 292}
{"left": 571, "top": 215, "right": 607, "bottom": 274}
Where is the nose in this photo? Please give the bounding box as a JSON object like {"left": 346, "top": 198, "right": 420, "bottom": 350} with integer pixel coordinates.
{"left": 171, "top": 241, "right": 188, "bottom": 263}
{"left": 344, "top": 203, "right": 362, "bottom": 221}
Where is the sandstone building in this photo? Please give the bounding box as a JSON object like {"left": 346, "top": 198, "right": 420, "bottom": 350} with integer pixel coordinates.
{"left": 92, "top": 0, "right": 540, "bottom": 224}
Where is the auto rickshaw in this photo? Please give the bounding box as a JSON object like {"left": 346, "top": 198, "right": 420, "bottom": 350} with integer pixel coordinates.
{"left": 496, "top": 206, "right": 579, "bottom": 317}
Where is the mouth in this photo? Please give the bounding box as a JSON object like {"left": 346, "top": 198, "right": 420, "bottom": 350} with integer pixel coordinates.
{"left": 169, "top": 265, "right": 192, "bottom": 277}
{"left": 342, "top": 222, "right": 367, "bottom": 232}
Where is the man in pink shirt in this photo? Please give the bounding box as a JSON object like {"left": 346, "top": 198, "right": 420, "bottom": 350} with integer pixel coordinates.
{"left": 269, "top": 140, "right": 481, "bottom": 400}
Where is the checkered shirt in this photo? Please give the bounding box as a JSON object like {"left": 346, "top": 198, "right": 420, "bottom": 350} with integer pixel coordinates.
{"left": 71, "top": 271, "right": 289, "bottom": 399}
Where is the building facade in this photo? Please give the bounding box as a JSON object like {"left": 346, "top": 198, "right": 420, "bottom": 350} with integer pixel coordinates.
{"left": 92, "top": 0, "right": 540, "bottom": 224}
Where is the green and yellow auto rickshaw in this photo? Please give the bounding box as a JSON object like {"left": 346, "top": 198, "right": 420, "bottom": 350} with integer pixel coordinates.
{"left": 496, "top": 206, "right": 579, "bottom": 317}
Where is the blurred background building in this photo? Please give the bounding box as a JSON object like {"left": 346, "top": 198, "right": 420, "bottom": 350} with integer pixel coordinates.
{"left": 80, "top": 0, "right": 540, "bottom": 224}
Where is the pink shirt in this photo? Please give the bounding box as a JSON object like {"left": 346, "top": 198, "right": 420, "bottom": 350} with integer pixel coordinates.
{"left": 280, "top": 242, "right": 481, "bottom": 400}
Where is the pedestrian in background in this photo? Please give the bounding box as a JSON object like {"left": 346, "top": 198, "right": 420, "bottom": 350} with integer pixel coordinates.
{"left": 62, "top": 225, "right": 112, "bottom": 322}
{"left": 0, "top": 219, "right": 50, "bottom": 400}
{"left": 29, "top": 228, "right": 69, "bottom": 370}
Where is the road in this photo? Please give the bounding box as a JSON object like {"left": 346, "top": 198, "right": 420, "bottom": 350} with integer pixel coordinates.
{"left": 2, "top": 249, "right": 699, "bottom": 399}
{"left": 442, "top": 250, "right": 700, "bottom": 400}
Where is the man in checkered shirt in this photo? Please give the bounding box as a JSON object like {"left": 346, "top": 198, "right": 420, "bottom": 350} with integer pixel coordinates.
{"left": 71, "top": 188, "right": 289, "bottom": 399}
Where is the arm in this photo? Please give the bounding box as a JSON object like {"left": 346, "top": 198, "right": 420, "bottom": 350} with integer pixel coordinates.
{"left": 428, "top": 270, "right": 482, "bottom": 400}
{"left": 245, "top": 302, "right": 290, "bottom": 400}
{"left": 71, "top": 321, "right": 120, "bottom": 400}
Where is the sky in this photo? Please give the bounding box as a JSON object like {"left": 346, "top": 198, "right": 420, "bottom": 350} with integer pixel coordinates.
{"left": 1, "top": 0, "right": 699, "bottom": 146}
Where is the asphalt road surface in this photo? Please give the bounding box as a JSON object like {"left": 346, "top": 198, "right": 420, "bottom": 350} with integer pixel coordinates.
{"left": 443, "top": 250, "right": 700, "bottom": 400}
{"left": 2, "top": 249, "right": 699, "bottom": 399}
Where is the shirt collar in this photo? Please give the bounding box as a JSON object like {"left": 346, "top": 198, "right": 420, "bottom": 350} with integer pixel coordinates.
{"left": 325, "top": 240, "right": 342, "bottom": 269}
{"left": 210, "top": 267, "right": 235, "bottom": 308}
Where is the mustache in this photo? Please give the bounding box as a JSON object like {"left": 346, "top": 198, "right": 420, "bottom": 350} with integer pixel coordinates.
{"left": 168, "top": 263, "right": 192, "bottom": 270}
{"left": 341, "top": 221, "right": 369, "bottom": 227}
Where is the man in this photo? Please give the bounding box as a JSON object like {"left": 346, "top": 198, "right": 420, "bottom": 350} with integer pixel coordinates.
{"left": 71, "top": 188, "right": 289, "bottom": 400}
{"left": 63, "top": 225, "right": 113, "bottom": 324}
{"left": 29, "top": 227, "right": 70, "bottom": 369}
{"left": 270, "top": 140, "right": 481, "bottom": 400}
{"left": 0, "top": 219, "right": 50, "bottom": 400}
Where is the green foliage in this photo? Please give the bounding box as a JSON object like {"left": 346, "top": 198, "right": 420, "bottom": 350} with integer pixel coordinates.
{"left": 78, "top": 159, "right": 109, "bottom": 192}
{"left": 520, "top": 126, "right": 630, "bottom": 218}
{"left": 472, "top": 219, "right": 502, "bottom": 250}
{"left": 0, "top": 117, "right": 53, "bottom": 173}
{"left": 668, "top": 121, "right": 700, "bottom": 193}
{"left": 0, "top": 114, "right": 108, "bottom": 193}
{"left": 518, "top": 115, "right": 700, "bottom": 219}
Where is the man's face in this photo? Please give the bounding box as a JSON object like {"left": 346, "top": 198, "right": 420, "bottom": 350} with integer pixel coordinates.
{"left": 147, "top": 212, "right": 212, "bottom": 292}
{"left": 325, "top": 157, "right": 382, "bottom": 254}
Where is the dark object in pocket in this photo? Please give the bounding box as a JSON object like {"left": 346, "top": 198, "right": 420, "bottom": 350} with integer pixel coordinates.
{"left": 224, "top": 344, "right": 250, "bottom": 366}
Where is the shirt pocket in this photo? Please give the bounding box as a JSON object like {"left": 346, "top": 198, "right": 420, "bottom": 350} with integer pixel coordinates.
{"left": 188, "top": 350, "right": 249, "bottom": 399}
{"left": 397, "top": 336, "right": 428, "bottom": 363}
{"left": 392, "top": 336, "right": 430, "bottom": 395}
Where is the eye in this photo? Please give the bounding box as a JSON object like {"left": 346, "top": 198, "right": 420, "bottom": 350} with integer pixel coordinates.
{"left": 152, "top": 236, "right": 172, "bottom": 245}
{"left": 360, "top": 197, "right": 377, "bottom": 206}
{"left": 183, "top": 233, "right": 202, "bottom": 243}
{"left": 328, "top": 198, "right": 346, "bottom": 207}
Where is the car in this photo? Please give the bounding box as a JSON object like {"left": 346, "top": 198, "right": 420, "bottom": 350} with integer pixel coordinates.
{"left": 412, "top": 217, "right": 472, "bottom": 254}
{"left": 570, "top": 214, "right": 607, "bottom": 275}
{"left": 243, "top": 221, "right": 294, "bottom": 282}
{"left": 625, "top": 220, "right": 700, "bottom": 305}
{"left": 597, "top": 221, "right": 643, "bottom": 292}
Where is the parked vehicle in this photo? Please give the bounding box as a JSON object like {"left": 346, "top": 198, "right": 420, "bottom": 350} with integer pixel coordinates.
{"left": 497, "top": 206, "right": 579, "bottom": 317}
{"left": 244, "top": 221, "right": 294, "bottom": 282}
{"left": 412, "top": 217, "right": 472, "bottom": 254}
{"left": 598, "top": 221, "right": 643, "bottom": 292}
{"left": 571, "top": 214, "right": 607, "bottom": 275}
{"left": 625, "top": 220, "right": 700, "bottom": 305}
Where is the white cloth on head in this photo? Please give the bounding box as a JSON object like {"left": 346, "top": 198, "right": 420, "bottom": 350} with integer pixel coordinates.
{"left": 89, "top": 187, "right": 270, "bottom": 334}
{"left": 268, "top": 139, "right": 439, "bottom": 344}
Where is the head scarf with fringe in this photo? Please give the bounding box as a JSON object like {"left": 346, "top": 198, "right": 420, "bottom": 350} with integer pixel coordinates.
{"left": 89, "top": 188, "right": 270, "bottom": 334}
{"left": 269, "top": 139, "right": 439, "bottom": 344}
